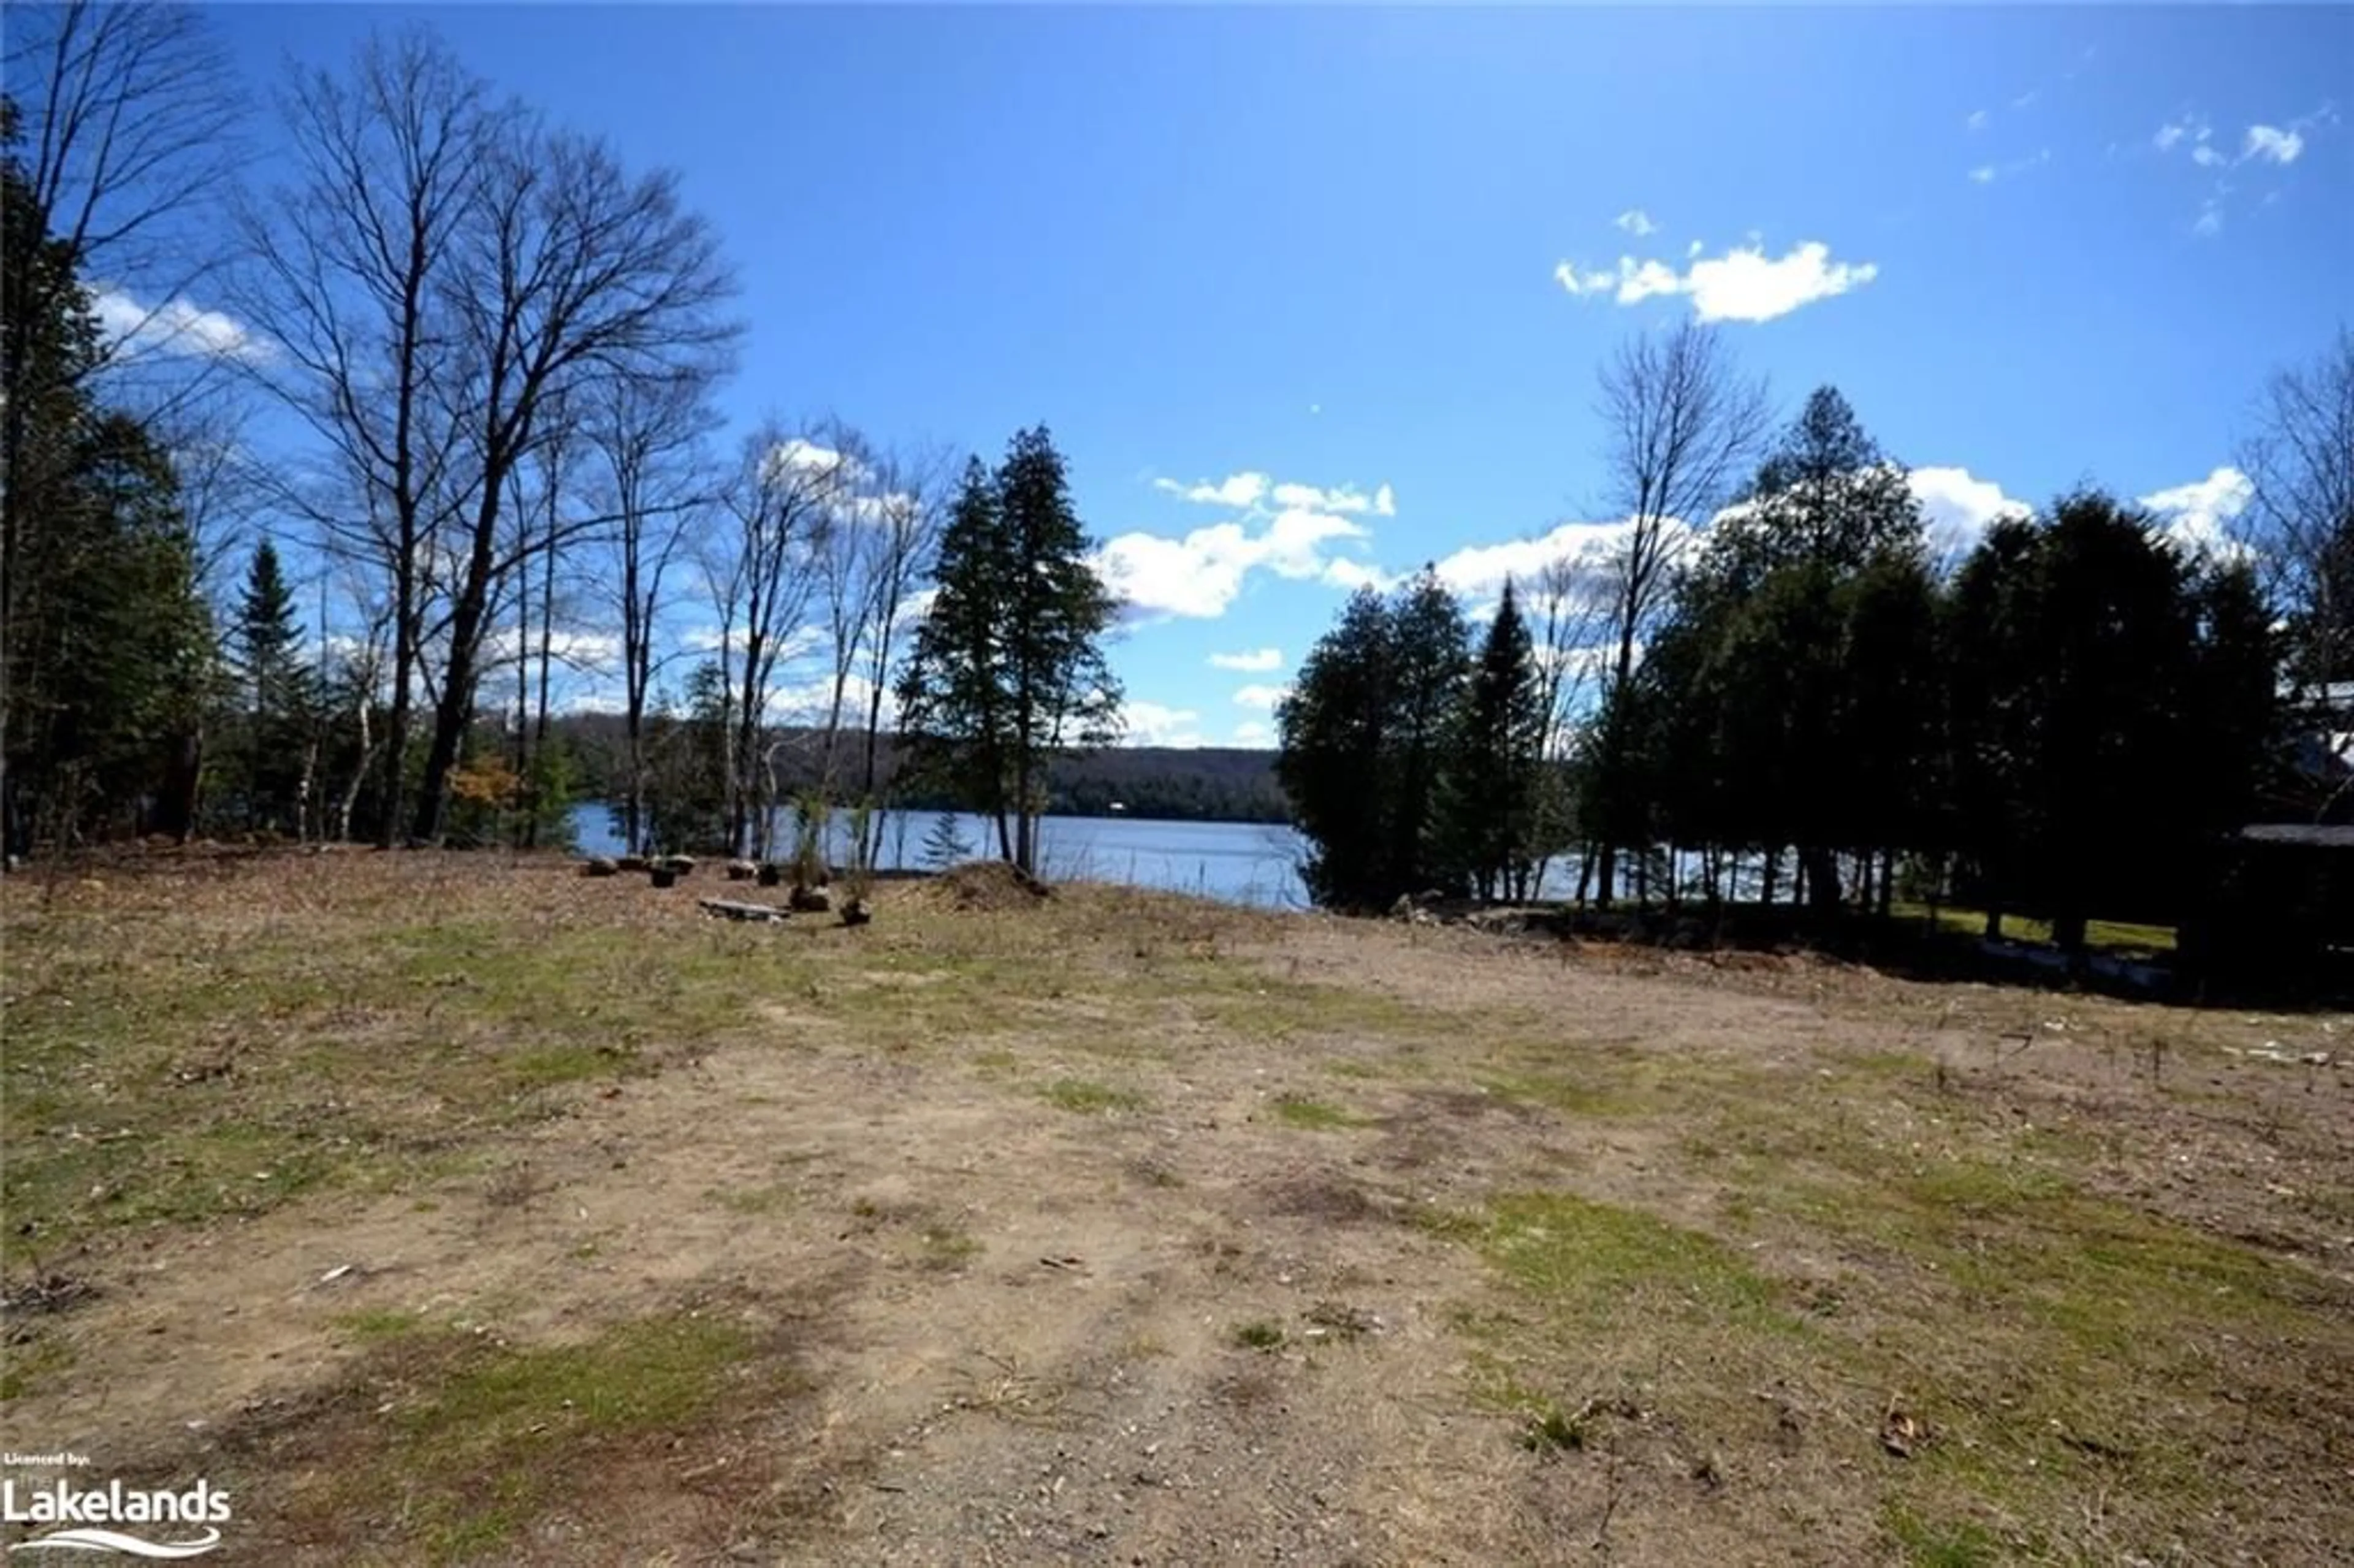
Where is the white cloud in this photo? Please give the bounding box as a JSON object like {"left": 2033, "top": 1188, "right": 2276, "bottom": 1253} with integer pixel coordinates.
{"left": 1111, "top": 468, "right": 1397, "bottom": 617}
{"left": 1209, "top": 647, "right": 1284, "bottom": 672}
{"left": 91, "top": 288, "right": 269, "bottom": 363}
{"left": 1154, "top": 471, "right": 1269, "bottom": 508}
{"left": 1684, "top": 242, "right": 1879, "bottom": 322}
{"left": 1966, "top": 108, "right": 1989, "bottom": 132}
{"left": 1232, "top": 683, "right": 1290, "bottom": 710}
{"left": 757, "top": 671, "right": 900, "bottom": 729}
{"left": 1095, "top": 509, "right": 1369, "bottom": 620}
{"left": 1613, "top": 208, "right": 1658, "bottom": 237}
{"left": 2192, "top": 144, "right": 2228, "bottom": 169}
{"left": 2194, "top": 197, "right": 2225, "bottom": 238}
{"left": 1118, "top": 701, "right": 1205, "bottom": 748}
{"left": 1968, "top": 166, "right": 1996, "bottom": 185}
{"left": 1906, "top": 465, "right": 2032, "bottom": 560}
{"left": 2155, "top": 115, "right": 2202, "bottom": 152}
{"left": 1429, "top": 518, "right": 1651, "bottom": 601}
{"left": 1556, "top": 240, "right": 1878, "bottom": 324}
{"left": 2140, "top": 465, "right": 2252, "bottom": 552}
{"left": 1320, "top": 558, "right": 1394, "bottom": 593}
{"left": 2244, "top": 124, "right": 2304, "bottom": 164}
{"left": 484, "top": 627, "right": 622, "bottom": 667}
{"left": 1231, "top": 720, "right": 1273, "bottom": 747}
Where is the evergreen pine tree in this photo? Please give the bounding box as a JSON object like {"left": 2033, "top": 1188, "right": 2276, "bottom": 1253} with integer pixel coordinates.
{"left": 232, "top": 541, "right": 313, "bottom": 832}
{"left": 1448, "top": 579, "right": 1545, "bottom": 900}
{"left": 1276, "top": 588, "right": 1396, "bottom": 909}
{"left": 896, "top": 428, "right": 1121, "bottom": 875}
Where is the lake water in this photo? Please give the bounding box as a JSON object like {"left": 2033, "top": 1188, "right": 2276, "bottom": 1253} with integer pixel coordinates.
{"left": 569, "top": 807, "right": 1705, "bottom": 910}
{"left": 568, "top": 805, "right": 1315, "bottom": 908}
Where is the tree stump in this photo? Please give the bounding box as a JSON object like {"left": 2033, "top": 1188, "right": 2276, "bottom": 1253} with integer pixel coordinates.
{"left": 756, "top": 862, "right": 783, "bottom": 888}
{"left": 726, "top": 859, "right": 757, "bottom": 881}
{"left": 839, "top": 897, "right": 872, "bottom": 928}
{"left": 617, "top": 854, "right": 650, "bottom": 873}
{"left": 788, "top": 886, "right": 831, "bottom": 914}
{"left": 582, "top": 857, "right": 620, "bottom": 878}
{"left": 650, "top": 866, "right": 679, "bottom": 889}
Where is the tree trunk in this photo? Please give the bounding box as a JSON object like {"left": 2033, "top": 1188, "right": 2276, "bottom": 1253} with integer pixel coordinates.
{"left": 413, "top": 567, "right": 496, "bottom": 846}
{"left": 1800, "top": 845, "right": 1841, "bottom": 919}
{"left": 154, "top": 729, "right": 204, "bottom": 843}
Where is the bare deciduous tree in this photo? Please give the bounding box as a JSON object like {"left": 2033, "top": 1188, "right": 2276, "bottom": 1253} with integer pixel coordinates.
{"left": 408, "top": 113, "right": 736, "bottom": 843}
{"left": 240, "top": 25, "right": 737, "bottom": 846}
{"left": 802, "top": 419, "right": 877, "bottom": 795}
{"left": 3, "top": 0, "right": 245, "bottom": 397}
{"left": 2236, "top": 325, "right": 2354, "bottom": 691}
{"left": 1589, "top": 320, "right": 1770, "bottom": 902}
{"left": 1526, "top": 546, "right": 1617, "bottom": 894}
{"left": 707, "top": 424, "right": 855, "bottom": 858}
{"left": 854, "top": 442, "right": 951, "bottom": 859}
{"left": 235, "top": 27, "right": 484, "bottom": 844}
{"left": 585, "top": 370, "right": 716, "bottom": 854}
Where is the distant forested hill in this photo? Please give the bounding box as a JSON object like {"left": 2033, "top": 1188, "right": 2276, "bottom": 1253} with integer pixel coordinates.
{"left": 546, "top": 714, "right": 1289, "bottom": 823}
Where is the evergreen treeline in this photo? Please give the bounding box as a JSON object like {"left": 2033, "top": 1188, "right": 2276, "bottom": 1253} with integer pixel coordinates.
{"left": 1279, "top": 385, "right": 2314, "bottom": 948}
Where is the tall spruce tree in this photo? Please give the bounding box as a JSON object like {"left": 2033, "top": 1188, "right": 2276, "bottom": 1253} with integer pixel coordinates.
{"left": 230, "top": 541, "right": 315, "bottom": 832}
{"left": 1276, "top": 588, "right": 1396, "bottom": 909}
{"left": 1385, "top": 569, "right": 1474, "bottom": 898}
{"left": 896, "top": 427, "right": 1121, "bottom": 875}
{"left": 1449, "top": 579, "right": 1545, "bottom": 900}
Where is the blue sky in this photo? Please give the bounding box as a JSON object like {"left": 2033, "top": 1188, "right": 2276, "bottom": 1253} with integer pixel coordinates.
{"left": 168, "top": 4, "right": 2354, "bottom": 744}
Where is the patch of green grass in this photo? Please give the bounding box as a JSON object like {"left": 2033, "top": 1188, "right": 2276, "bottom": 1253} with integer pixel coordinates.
{"left": 1322, "top": 1057, "right": 1394, "bottom": 1081}
{"left": 1445, "top": 1192, "right": 1794, "bottom": 1331}
{"left": 335, "top": 1307, "right": 424, "bottom": 1342}
{"left": 1230, "top": 1319, "right": 1286, "bottom": 1352}
{"left": 367, "top": 1312, "right": 764, "bottom": 1562}
{"left": 1040, "top": 1078, "right": 1145, "bottom": 1114}
{"left": 508, "top": 1042, "right": 639, "bottom": 1090}
{"left": 970, "top": 1048, "right": 1021, "bottom": 1075}
{"left": 1271, "top": 1095, "right": 1366, "bottom": 1130}
{"left": 1884, "top": 1505, "right": 2005, "bottom": 1568}
{"left": 1890, "top": 900, "right": 2176, "bottom": 956}
{"left": 1477, "top": 1071, "right": 1650, "bottom": 1120}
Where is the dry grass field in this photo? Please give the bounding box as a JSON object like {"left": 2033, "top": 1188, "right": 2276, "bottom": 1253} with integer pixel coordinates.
{"left": 2, "top": 849, "right": 2349, "bottom": 1566}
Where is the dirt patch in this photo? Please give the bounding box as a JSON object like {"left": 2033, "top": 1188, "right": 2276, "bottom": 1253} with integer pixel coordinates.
{"left": 4, "top": 851, "right": 2350, "bottom": 1566}
{"left": 910, "top": 859, "right": 1053, "bottom": 912}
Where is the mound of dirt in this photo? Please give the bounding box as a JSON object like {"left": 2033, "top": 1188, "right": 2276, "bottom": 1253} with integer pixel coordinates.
{"left": 922, "top": 859, "right": 1054, "bottom": 911}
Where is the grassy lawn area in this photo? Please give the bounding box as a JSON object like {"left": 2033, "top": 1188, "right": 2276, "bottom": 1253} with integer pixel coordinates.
{"left": 1891, "top": 898, "right": 2179, "bottom": 955}
{"left": 2, "top": 850, "right": 2344, "bottom": 1564}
